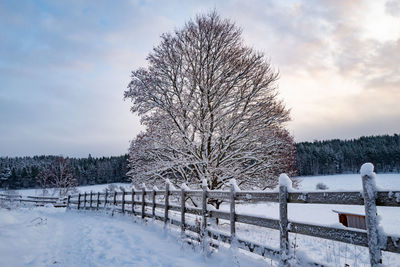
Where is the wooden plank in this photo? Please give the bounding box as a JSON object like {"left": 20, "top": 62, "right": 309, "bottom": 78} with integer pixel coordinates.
{"left": 235, "top": 192, "right": 279, "bottom": 202}
{"left": 201, "top": 187, "right": 207, "bottom": 231}
{"left": 8, "top": 198, "right": 56, "bottom": 204}
{"left": 0, "top": 194, "right": 22, "bottom": 198}
{"left": 141, "top": 188, "right": 145, "bottom": 219}
{"left": 181, "top": 189, "right": 185, "bottom": 233}
{"left": 235, "top": 214, "right": 280, "bottom": 229}
{"left": 97, "top": 192, "right": 100, "bottom": 210}
{"left": 207, "top": 191, "right": 230, "bottom": 200}
{"left": 186, "top": 206, "right": 202, "bottom": 215}
{"left": 184, "top": 191, "right": 203, "bottom": 198}
{"left": 83, "top": 192, "right": 87, "bottom": 209}
{"left": 164, "top": 183, "right": 169, "bottom": 224}
{"left": 288, "top": 191, "right": 400, "bottom": 206}
{"left": 152, "top": 189, "right": 156, "bottom": 218}
{"left": 376, "top": 191, "right": 400, "bottom": 206}
{"left": 230, "top": 184, "right": 236, "bottom": 237}
{"left": 169, "top": 190, "right": 181, "bottom": 196}
{"left": 362, "top": 171, "right": 382, "bottom": 266}
{"left": 27, "top": 196, "right": 59, "bottom": 200}
{"left": 168, "top": 204, "right": 181, "bottom": 211}
{"left": 209, "top": 210, "right": 230, "bottom": 220}
{"left": 279, "top": 184, "right": 289, "bottom": 266}
{"left": 122, "top": 190, "right": 125, "bottom": 213}
{"left": 289, "top": 191, "right": 364, "bottom": 205}
{"left": 290, "top": 221, "right": 369, "bottom": 247}
{"left": 104, "top": 190, "right": 108, "bottom": 208}
{"left": 131, "top": 189, "right": 135, "bottom": 215}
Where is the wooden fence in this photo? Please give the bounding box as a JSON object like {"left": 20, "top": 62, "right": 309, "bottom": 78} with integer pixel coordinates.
{"left": 0, "top": 194, "right": 66, "bottom": 207}
{"left": 63, "top": 167, "right": 399, "bottom": 266}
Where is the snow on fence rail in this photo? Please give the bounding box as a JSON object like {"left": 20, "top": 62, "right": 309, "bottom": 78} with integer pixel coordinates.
{"left": 66, "top": 163, "right": 400, "bottom": 266}
{"left": 0, "top": 194, "right": 66, "bottom": 206}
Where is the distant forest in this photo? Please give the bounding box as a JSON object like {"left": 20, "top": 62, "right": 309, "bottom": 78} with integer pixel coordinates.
{"left": 1, "top": 134, "right": 399, "bottom": 190}
{"left": 296, "top": 134, "right": 400, "bottom": 175}
{"left": 0, "top": 155, "right": 129, "bottom": 190}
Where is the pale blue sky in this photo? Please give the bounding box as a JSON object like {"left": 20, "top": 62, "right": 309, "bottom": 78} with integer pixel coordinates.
{"left": 1, "top": 0, "right": 399, "bottom": 157}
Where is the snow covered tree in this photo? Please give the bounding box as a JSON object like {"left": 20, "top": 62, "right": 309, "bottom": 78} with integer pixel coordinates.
{"left": 0, "top": 166, "right": 11, "bottom": 189}
{"left": 36, "top": 167, "right": 52, "bottom": 196}
{"left": 36, "top": 157, "right": 77, "bottom": 197}
{"left": 51, "top": 157, "right": 77, "bottom": 197}
{"left": 125, "top": 12, "right": 295, "bottom": 190}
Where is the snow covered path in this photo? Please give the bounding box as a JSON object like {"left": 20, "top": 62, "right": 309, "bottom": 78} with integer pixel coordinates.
{"left": 0, "top": 207, "right": 265, "bottom": 267}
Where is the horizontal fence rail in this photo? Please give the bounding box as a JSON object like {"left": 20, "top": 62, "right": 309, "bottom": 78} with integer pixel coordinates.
{"left": 65, "top": 165, "right": 400, "bottom": 266}
{"left": 0, "top": 194, "right": 67, "bottom": 207}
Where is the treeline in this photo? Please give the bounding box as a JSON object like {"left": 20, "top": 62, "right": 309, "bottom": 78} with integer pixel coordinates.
{"left": 0, "top": 154, "right": 129, "bottom": 190}
{"left": 296, "top": 134, "right": 400, "bottom": 175}
{"left": 1, "top": 134, "right": 399, "bottom": 189}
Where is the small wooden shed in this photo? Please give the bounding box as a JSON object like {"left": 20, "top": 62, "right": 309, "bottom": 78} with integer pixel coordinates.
{"left": 332, "top": 210, "right": 366, "bottom": 230}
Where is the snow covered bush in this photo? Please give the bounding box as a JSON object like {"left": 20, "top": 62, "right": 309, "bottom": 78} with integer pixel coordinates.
{"left": 315, "top": 182, "right": 329, "bottom": 190}
{"left": 124, "top": 12, "right": 295, "bottom": 192}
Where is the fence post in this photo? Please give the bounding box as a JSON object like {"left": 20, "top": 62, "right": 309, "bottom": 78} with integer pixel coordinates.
{"left": 67, "top": 195, "right": 71, "bottom": 209}
{"left": 230, "top": 183, "right": 236, "bottom": 238}
{"left": 122, "top": 190, "right": 125, "bottom": 214}
{"left": 361, "top": 163, "right": 383, "bottom": 266}
{"left": 181, "top": 187, "right": 186, "bottom": 234}
{"left": 104, "top": 189, "right": 108, "bottom": 208}
{"left": 164, "top": 182, "right": 170, "bottom": 225}
{"left": 84, "top": 192, "right": 87, "bottom": 209}
{"left": 89, "top": 191, "right": 93, "bottom": 209}
{"left": 97, "top": 192, "right": 100, "bottom": 210}
{"left": 152, "top": 188, "right": 156, "bottom": 219}
{"left": 279, "top": 174, "right": 290, "bottom": 266}
{"left": 132, "top": 188, "right": 135, "bottom": 215}
{"left": 77, "top": 193, "right": 81, "bottom": 210}
{"left": 201, "top": 181, "right": 208, "bottom": 232}
{"left": 113, "top": 191, "right": 117, "bottom": 206}
{"left": 142, "top": 187, "right": 146, "bottom": 219}
{"left": 201, "top": 180, "right": 208, "bottom": 251}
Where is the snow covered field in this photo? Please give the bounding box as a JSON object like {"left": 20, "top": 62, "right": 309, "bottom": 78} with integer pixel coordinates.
{"left": 1, "top": 173, "right": 400, "bottom": 266}
{"left": 0, "top": 207, "right": 265, "bottom": 267}
{"left": 297, "top": 173, "right": 400, "bottom": 192}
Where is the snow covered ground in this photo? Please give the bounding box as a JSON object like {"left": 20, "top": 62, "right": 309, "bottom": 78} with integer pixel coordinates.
{"left": 297, "top": 173, "right": 400, "bottom": 192}
{"left": 2, "top": 173, "right": 400, "bottom": 266}
{"left": 13, "top": 183, "right": 132, "bottom": 197}
{"left": 0, "top": 207, "right": 265, "bottom": 267}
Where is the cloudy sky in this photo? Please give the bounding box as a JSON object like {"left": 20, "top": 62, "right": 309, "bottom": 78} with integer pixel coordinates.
{"left": 1, "top": 0, "right": 399, "bottom": 157}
